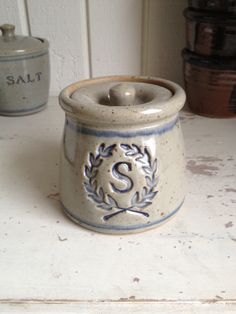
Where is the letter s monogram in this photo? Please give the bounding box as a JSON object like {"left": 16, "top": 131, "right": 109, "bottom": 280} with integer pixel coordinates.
{"left": 110, "top": 162, "right": 133, "bottom": 194}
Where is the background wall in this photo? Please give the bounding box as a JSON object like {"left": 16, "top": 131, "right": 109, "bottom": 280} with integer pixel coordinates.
{"left": 0, "top": 0, "right": 187, "bottom": 95}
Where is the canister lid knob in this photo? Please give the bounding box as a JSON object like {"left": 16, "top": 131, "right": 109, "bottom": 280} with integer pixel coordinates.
{"left": 109, "top": 83, "right": 136, "bottom": 106}
{"left": 0, "top": 24, "right": 16, "bottom": 41}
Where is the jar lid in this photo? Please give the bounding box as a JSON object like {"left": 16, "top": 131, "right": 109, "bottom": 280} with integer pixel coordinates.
{"left": 0, "top": 24, "right": 49, "bottom": 57}
{"left": 188, "top": 0, "right": 236, "bottom": 13}
{"left": 183, "top": 8, "right": 236, "bottom": 24}
{"left": 59, "top": 76, "right": 186, "bottom": 126}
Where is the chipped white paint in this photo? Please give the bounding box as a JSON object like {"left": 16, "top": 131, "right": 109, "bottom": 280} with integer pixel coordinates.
{"left": 0, "top": 0, "right": 186, "bottom": 95}
{"left": 0, "top": 98, "right": 235, "bottom": 312}
{"left": 0, "top": 301, "right": 236, "bottom": 313}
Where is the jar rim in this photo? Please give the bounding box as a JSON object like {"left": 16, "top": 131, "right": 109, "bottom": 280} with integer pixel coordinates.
{"left": 183, "top": 8, "right": 236, "bottom": 24}
{"left": 59, "top": 76, "right": 186, "bottom": 126}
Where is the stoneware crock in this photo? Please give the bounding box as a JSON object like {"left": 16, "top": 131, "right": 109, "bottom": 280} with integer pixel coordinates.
{"left": 183, "top": 49, "right": 236, "bottom": 117}
{"left": 59, "top": 76, "right": 186, "bottom": 234}
{"left": 184, "top": 8, "right": 236, "bottom": 57}
{"left": 0, "top": 24, "right": 50, "bottom": 116}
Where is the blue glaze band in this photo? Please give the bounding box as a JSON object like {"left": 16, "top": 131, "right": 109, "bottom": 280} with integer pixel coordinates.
{"left": 0, "top": 102, "right": 47, "bottom": 114}
{"left": 66, "top": 116, "right": 179, "bottom": 138}
{"left": 62, "top": 199, "right": 184, "bottom": 232}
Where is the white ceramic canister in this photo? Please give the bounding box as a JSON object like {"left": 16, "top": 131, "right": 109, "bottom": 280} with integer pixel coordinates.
{"left": 0, "top": 24, "right": 50, "bottom": 116}
{"left": 59, "top": 76, "right": 186, "bottom": 234}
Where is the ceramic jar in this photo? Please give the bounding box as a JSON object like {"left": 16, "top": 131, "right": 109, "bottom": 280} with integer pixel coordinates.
{"left": 59, "top": 76, "right": 185, "bottom": 234}
{"left": 184, "top": 8, "right": 236, "bottom": 57}
{"left": 188, "top": 0, "right": 236, "bottom": 13}
{"left": 183, "top": 49, "right": 236, "bottom": 117}
{"left": 59, "top": 76, "right": 186, "bottom": 234}
{"left": 0, "top": 24, "right": 50, "bottom": 116}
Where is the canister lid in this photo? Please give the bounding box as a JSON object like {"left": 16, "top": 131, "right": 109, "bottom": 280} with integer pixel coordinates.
{"left": 188, "top": 0, "right": 236, "bottom": 13}
{"left": 59, "top": 76, "right": 186, "bottom": 126}
{"left": 183, "top": 8, "right": 236, "bottom": 24}
{"left": 71, "top": 81, "right": 172, "bottom": 107}
{"left": 0, "top": 24, "right": 49, "bottom": 57}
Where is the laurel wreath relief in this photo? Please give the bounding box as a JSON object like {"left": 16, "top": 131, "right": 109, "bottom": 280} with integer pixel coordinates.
{"left": 84, "top": 143, "right": 158, "bottom": 221}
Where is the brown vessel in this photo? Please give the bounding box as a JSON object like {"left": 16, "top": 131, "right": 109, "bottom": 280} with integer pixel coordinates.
{"left": 182, "top": 49, "right": 236, "bottom": 118}
{"left": 184, "top": 8, "right": 236, "bottom": 57}
{"left": 188, "top": 0, "right": 236, "bottom": 13}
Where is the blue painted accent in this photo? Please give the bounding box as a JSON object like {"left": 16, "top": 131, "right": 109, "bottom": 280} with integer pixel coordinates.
{"left": 62, "top": 199, "right": 184, "bottom": 232}
{"left": 0, "top": 51, "right": 48, "bottom": 62}
{"left": 0, "top": 102, "right": 47, "bottom": 114}
{"left": 66, "top": 116, "right": 179, "bottom": 138}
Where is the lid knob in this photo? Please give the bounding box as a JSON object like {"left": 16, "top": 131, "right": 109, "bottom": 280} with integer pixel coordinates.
{"left": 109, "top": 83, "right": 136, "bottom": 106}
{"left": 0, "top": 24, "right": 16, "bottom": 42}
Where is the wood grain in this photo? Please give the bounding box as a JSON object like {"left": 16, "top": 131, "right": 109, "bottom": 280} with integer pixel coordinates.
{"left": 143, "top": 0, "right": 186, "bottom": 85}
{"left": 0, "top": 0, "right": 188, "bottom": 93}
{"left": 0, "top": 0, "right": 27, "bottom": 34}
{"left": 88, "top": 0, "right": 143, "bottom": 77}
{"left": 27, "top": 0, "right": 90, "bottom": 95}
{"left": 1, "top": 300, "right": 236, "bottom": 313}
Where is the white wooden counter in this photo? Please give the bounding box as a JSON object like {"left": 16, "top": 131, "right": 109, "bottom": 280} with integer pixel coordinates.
{"left": 0, "top": 98, "right": 235, "bottom": 313}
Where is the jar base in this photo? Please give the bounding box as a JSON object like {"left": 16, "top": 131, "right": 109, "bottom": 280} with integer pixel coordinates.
{"left": 0, "top": 102, "right": 47, "bottom": 116}
{"left": 62, "top": 200, "right": 184, "bottom": 235}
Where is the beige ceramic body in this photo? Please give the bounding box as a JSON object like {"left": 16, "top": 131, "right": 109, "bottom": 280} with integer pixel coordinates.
{"left": 0, "top": 50, "right": 49, "bottom": 115}
{"left": 0, "top": 24, "right": 50, "bottom": 116}
{"left": 59, "top": 76, "right": 186, "bottom": 234}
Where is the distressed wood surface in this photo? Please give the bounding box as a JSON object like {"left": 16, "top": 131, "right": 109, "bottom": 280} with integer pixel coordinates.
{"left": 0, "top": 301, "right": 236, "bottom": 313}
{"left": 0, "top": 98, "right": 235, "bottom": 312}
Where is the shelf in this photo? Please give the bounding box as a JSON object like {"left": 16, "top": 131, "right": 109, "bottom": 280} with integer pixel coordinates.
{"left": 0, "top": 97, "right": 235, "bottom": 313}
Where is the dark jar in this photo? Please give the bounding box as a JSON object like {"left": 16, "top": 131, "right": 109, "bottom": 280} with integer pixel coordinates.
{"left": 184, "top": 8, "right": 236, "bottom": 57}
{"left": 188, "top": 0, "right": 236, "bottom": 13}
{"left": 182, "top": 49, "right": 236, "bottom": 118}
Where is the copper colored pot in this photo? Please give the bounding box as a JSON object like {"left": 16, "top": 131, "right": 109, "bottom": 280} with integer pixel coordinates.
{"left": 188, "top": 0, "right": 236, "bottom": 13}
{"left": 182, "top": 49, "right": 236, "bottom": 118}
{"left": 184, "top": 8, "right": 236, "bottom": 57}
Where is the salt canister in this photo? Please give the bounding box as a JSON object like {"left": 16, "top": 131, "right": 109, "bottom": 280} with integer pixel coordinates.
{"left": 0, "top": 24, "right": 50, "bottom": 116}
{"left": 59, "top": 76, "right": 186, "bottom": 234}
